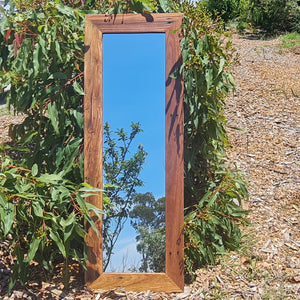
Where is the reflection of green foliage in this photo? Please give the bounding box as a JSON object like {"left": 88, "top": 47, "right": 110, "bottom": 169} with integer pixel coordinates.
{"left": 130, "top": 193, "right": 165, "bottom": 272}
{"left": 102, "top": 122, "right": 146, "bottom": 271}
{"left": 136, "top": 225, "right": 165, "bottom": 272}
{"left": 130, "top": 192, "right": 165, "bottom": 228}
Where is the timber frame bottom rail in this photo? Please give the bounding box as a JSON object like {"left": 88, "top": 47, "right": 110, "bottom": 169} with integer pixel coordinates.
{"left": 88, "top": 273, "right": 183, "bottom": 293}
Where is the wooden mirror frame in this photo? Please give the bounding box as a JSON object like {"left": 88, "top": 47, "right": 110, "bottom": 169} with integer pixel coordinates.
{"left": 84, "top": 13, "right": 184, "bottom": 292}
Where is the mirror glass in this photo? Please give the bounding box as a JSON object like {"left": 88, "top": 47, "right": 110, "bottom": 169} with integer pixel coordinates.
{"left": 103, "top": 33, "right": 165, "bottom": 272}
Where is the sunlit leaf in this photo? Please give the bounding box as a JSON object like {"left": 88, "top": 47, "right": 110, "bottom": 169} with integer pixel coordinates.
{"left": 25, "top": 237, "right": 41, "bottom": 262}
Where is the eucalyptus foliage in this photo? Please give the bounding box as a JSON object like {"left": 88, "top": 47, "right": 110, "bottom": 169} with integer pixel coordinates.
{"left": 179, "top": 1, "right": 249, "bottom": 275}
{"left": 0, "top": 1, "right": 86, "bottom": 181}
{"left": 0, "top": 0, "right": 250, "bottom": 286}
{"left": 0, "top": 152, "right": 104, "bottom": 289}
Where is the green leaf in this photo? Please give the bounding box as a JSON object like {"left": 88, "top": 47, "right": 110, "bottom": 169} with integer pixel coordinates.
{"left": 19, "top": 131, "right": 38, "bottom": 145}
{"left": 55, "top": 40, "right": 63, "bottom": 61}
{"left": 31, "top": 164, "right": 38, "bottom": 177}
{"left": 63, "top": 224, "right": 75, "bottom": 243}
{"left": 218, "top": 57, "right": 225, "bottom": 75}
{"left": 60, "top": 138, "right": 83, "bottom": 176}
{"left": 199, "top": 191, "right": 212, "bottom": 207}
{"left": 182, "top": 49, "right": 189, "bottom": 62}
{"left": 37, "top": 25, "right": 45, "bottom": 32}
{"left": 49, "top": 229, "right": 66, "bottom": 258}
{"left": 57, "top": 186, "right": 71, "bottom": 199}
{"left": 32, "top": 201, "right": 44, "bottom": 218}
{"left": 33, "top": 43, "right": 41, "bottom": 76}
{"left": 227, "top": 72, "right": 235, "bottom": 86}
{"left": 38, "top": 36, "right": 47, "bottom": 57}
{"left": 158, "top": 0, "right": 171, "bottom": 12}
{"left": 60, "top": 212, "right": 76, "bottom": 228}
{"left": 25, "top": 236, "right": 41, "bottom": 262}
{"left": 48, "top": 72, "right": 67, "bottom": 80}
{"left": 47, "top": 102, "right": 59, "bottom": 135}
{"left": 37, "top": 173, "right": 64, "bottom": 184}
{"left": 227, "top": 125, "right": 246, "bottom": 132}
{"left": 4, "top": 202, "right": 14, "bottom": 236}
{"left": 85, "top": 202, "right": 104, "bottom": 216}
{"left": 205, "top": 68, "right": 213, "bottom": 91}
{"left": 73, "top": 81, "right": 84, "bottom": 95}
{"left": 74, "top": 223, "right": 86, "bottom": 238}
{"left": 196, "top": 39, "right": 203, "bottom": 55}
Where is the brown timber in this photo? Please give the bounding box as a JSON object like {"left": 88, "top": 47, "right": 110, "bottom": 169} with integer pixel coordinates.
{"left": 84, "top": 13, "right": 184, "bottom": 292}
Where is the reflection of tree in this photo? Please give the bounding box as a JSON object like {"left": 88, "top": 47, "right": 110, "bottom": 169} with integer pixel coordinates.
{"left": 103, "top": 122, "right": 146, "bottom": 271}
{"left": 130, "top": 192, "right": 165, "bottom": 272}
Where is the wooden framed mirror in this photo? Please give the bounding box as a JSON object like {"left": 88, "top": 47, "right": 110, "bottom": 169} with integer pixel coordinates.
{"left": 84, "top": 13, "right": 184, "bottom": 292}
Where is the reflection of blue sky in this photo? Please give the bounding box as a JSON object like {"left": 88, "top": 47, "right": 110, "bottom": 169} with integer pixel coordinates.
{"left": 103, "top": 33, "right": 165, "bottom": 272}
{"left": 103, "top": 33, "right": 165, "bottom": 198}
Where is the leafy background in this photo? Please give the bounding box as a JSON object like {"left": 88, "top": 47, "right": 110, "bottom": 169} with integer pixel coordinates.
{"left": 0, "top": 0, "right": 253, "bottom": 289}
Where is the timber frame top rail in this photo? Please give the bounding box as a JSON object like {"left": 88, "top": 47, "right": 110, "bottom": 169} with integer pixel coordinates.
{"left": 84, "top": 13, "right": 184, "bottom": 293}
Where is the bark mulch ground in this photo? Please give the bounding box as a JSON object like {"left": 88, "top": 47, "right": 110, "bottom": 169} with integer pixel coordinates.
{"left": 0, "top": 32, "right": 299, "bottom": 299}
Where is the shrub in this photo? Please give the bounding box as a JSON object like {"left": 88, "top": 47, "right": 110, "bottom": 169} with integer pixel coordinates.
{"left": 0, "top": 152, "right": 104, "bottom": 289}
{"left": 243, "top": 0, "right": 300, "bottom": 33}
{"left": 178, "top": 1, "right": 250, "bottom": 276}
{"left": 205, "top": 0, "right": 241, "bottom": 22}
{"left": 204, "top": 0, "right": 300, "bottom": 33}
{"left": 0, "top": 0, "right": 250, "bottom": 286}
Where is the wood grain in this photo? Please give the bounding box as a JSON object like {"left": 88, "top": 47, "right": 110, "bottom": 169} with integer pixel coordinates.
{"left": 86, "top": 14, "right": 183, "bottom": 33}
{"left": 84, "top": 13, "right": 184, "bottom": 292}
{"left": 165, "top": 16, "right": 184, "bottom": 290}
{"left": 84, "top": 20, "right": 104, "bottom": 283}
{"left": 89, "top": 273, "right": 183, "bottom": 293}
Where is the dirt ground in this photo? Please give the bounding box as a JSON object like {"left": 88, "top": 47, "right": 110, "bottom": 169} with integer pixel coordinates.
{"left": 0, "top": 33, "right": 299, "bottom": 299}
{"left": 189, "top": 33, "right": 300, "bottom": 300}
